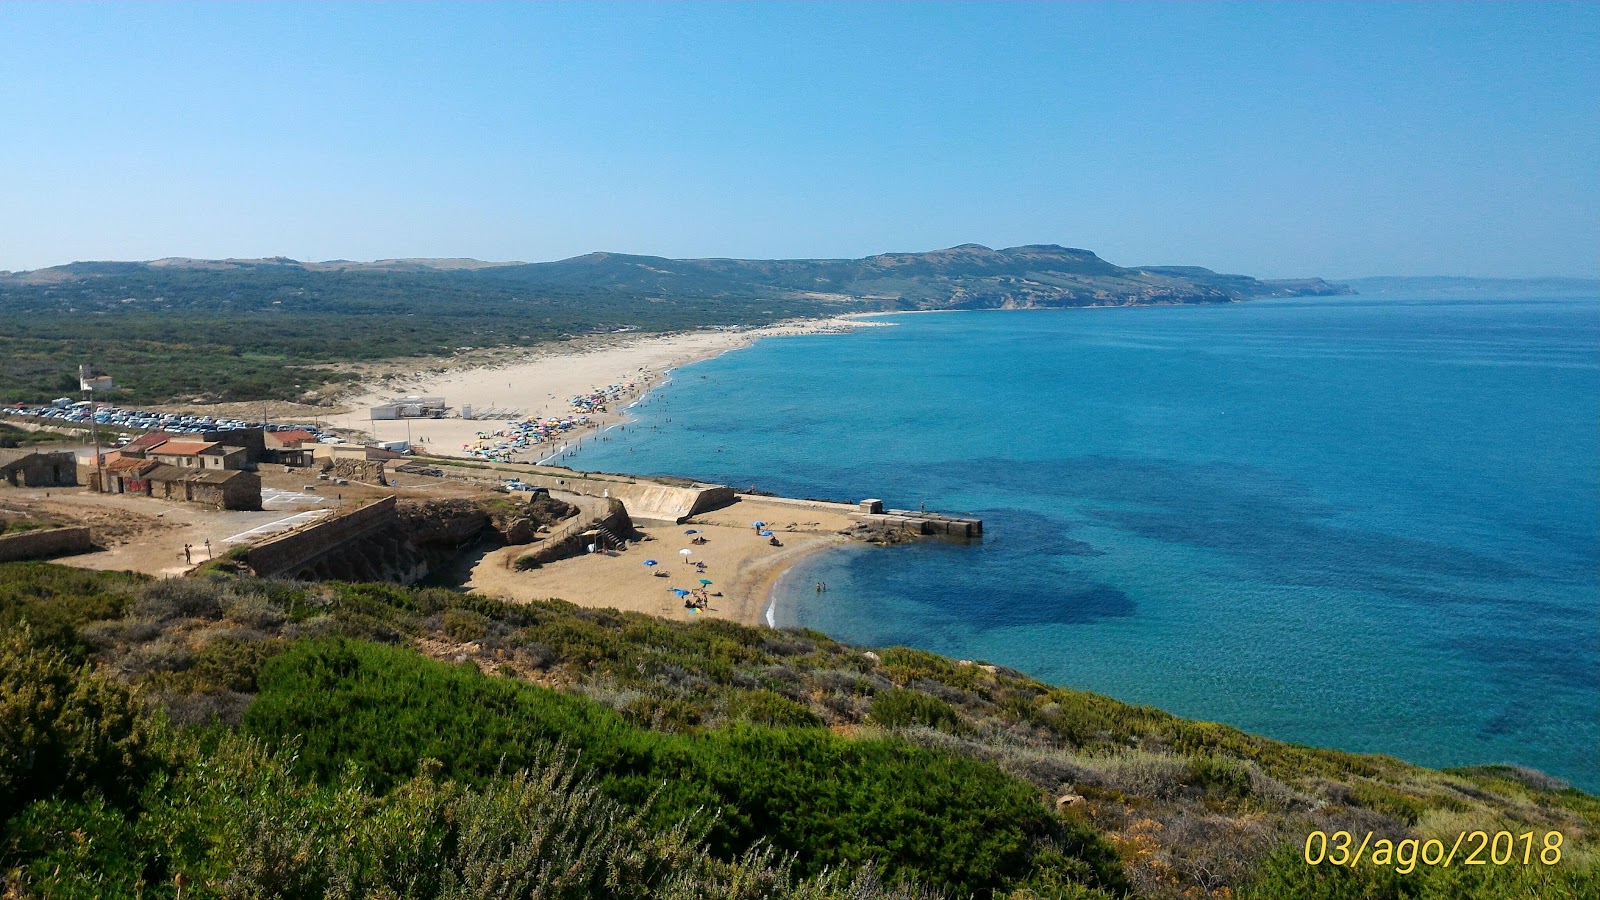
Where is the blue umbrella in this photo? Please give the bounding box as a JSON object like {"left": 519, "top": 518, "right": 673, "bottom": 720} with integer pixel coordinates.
{"left": 752, "top": 520, "right": 766, "bottom": 527}
{"left": 671, "top": 588, "right": 691, "bottom": 597}
{"left": 643, "top": 559, "right": 658, "bottom": 566}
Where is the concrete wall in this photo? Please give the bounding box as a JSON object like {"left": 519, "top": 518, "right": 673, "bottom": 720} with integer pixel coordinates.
{"left": 515, "top": 498, "right": 634, "bottom": 569}
{"left": 245, "top": 496, "right": 399, "bottom": 578}
{"left": 0, "top": 526, "right": 93, "bottom": 563}
{"left": 503, "top": 473, "right": 730, "bottom": 525}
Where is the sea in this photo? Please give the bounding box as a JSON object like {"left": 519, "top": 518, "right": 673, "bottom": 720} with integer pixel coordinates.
{"left": 564, "top": 288, "right": 1600, "bottom": 791}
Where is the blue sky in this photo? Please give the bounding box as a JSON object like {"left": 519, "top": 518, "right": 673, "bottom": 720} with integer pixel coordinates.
{"left": 1, "top": 2, "right": 1595, "bottom": 277}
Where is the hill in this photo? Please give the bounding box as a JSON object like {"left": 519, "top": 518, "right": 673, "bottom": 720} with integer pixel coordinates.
{"left": 5, "top": 243, "right": 1350, "bottom": 308}
{"left": 1, "top": 562, "right": 1592, "bottom": 899}
{"left": 0, "top": 244, "right": 1346, "bottom": 405}
{"left": 1336, "top": 276, "right": 1600, "bottom": 299}
{"left": 489, "top": 244, "right": 1349, "bottom": 308}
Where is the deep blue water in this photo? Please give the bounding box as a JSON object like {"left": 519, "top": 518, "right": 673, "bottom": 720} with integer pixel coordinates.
{"left": 565, "top": 294, "right": 1600, "bottom": 790}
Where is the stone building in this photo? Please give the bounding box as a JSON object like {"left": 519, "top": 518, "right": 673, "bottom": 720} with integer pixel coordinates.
{"left": 141, "top": 465, "right": 261, "bottom": 510}
{"left": 0, "top": 449, "right": 79, "bottom": 488}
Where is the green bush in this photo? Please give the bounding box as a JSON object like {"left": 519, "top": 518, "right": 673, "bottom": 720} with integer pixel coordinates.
{"left": 0, "top": 625, "right": 156, "bottom": 821}
{"left": 871, "top": 687, "right": 961, "bottom": 732}
{"left": 242, "top": 638, "right": 1124, "bottom": 896}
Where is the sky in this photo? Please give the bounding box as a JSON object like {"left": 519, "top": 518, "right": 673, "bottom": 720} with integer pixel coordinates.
{"left": 1, "top": 2, "right": 1596, "bottom": 278}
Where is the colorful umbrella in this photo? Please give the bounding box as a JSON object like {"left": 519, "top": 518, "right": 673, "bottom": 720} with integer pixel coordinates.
{"left": 752, "top": 521, "right": 766, "bottom": 527}
{"left": 643, "top": 559, "right": 658, "bottom": 566}
{"left": 671, "top": 588, "right": 691, "bottom": 597}
{"left": 698, "top": 579, "right": 712, "bottom": 586}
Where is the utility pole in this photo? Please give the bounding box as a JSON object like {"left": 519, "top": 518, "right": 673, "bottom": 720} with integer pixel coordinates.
{"left": 80, "top": 364, "right": 106, "bottom": 493}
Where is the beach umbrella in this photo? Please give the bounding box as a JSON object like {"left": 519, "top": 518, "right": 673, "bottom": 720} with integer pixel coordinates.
{"left": 697, "top": 579, "right": 712, "bottom": 586}
{"left": 671, "top": 588, "right": 691, "bottom": 597}
{"left": 752, "top": 520, "right": 766, "bottom": 527}
{"left": 759, "top": 530, "right": 774, "bottom": 537}
{"left": 643, "top": 559, "right": 658, "bottom": 566}
{"left": 679, "top": 548, "right": 693, "bottom": 559}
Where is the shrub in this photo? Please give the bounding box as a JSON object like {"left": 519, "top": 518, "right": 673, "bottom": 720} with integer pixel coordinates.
{"left": 439, "top": 607, "right": 490, "bottom": 642}
{"left": 871, "top": 688, "right": 961, "bottom": 733}
{"left": 242, "top": 639, "right": 1124, "bottom": 896}
{"left": 0, "top": 625, "right": 156, "bottom": 820}
{"left": 135, "top": 577, "right": 224, "bottom": 622}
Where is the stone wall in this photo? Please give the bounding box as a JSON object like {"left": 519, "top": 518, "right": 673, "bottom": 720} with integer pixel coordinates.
{"left": 244, "top": 496, "right": 399, "bottom": 578}
{"left": 0, "top": 526, "right": 93, "bottom": 563}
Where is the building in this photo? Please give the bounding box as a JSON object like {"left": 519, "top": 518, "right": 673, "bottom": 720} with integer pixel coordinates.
{"left": 263, "top": 428, "right": 317, "bottom": 467}
{"left": 199, "top": 427, "right": 266, "bottom": 468}
{"left": 0, "top": 449, "right": 79, "bottom": 488}
{"left": 369, "top": 396, "right": 449, "bottom": 420}
{"left": 102, "top": 456, "right": 160, "bottom": 495}
{"left": 141, "top": 465, "right": 261, "bottom": 510}
{"left": 145, "top": 441, "right": 249, "bottom": 471}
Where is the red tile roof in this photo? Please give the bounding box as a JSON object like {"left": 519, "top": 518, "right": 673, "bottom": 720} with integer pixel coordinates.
{"left": 106, "top": 456, "right": 159, "bottom": 474}
{"left": 149, "top": 441, "right": 218, "bottom": 457}
{"left": 268, "top": 429, "right": 317, "bottom": 447}
{"left": 122, "top": 433, "right": 171, "bottom": 452}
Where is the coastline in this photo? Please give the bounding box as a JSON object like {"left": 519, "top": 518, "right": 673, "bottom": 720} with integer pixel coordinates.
{"left": 322, "top": 315, "right": 882, "bottom": 462}
{"left": 407, "top": 315, "right": 881, "bottom": 628}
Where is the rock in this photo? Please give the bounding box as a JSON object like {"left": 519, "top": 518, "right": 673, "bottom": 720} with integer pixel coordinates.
{"left": 1055, "top": 793, "right": 1085, "bottom": 810}
{"left": 503, "top": 517, "right": 536, "bottom": 544}
{"left": 863, "top": 651, "right": 881, "bottom": 664}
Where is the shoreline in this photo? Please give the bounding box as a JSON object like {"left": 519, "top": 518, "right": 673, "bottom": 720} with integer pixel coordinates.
{"left": 419, "top": 315, "right": 883, "bottom": 629}
{"left": 323, "top": 314, "right": 886, "bottom": 464}
{"left": 461, "top": 495, "right": 858, "bottom": 628}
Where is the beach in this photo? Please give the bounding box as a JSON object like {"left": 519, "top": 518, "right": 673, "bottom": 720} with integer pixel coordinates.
{"left": 322, "top": 317, "right": 874, "bottom": 461}
{"left": 461, "top": 495, "right": 857, "bottom": 627}
{"left": 310, "top": 314, "right": 876, "bottom": 627}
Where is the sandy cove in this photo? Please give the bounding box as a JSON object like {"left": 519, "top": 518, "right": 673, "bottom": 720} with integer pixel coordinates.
{"left": 462, "top": 495, "right": 859, "bottom": 627}
{"left": 322, "top": 317, "right": 876, "bottom": 460}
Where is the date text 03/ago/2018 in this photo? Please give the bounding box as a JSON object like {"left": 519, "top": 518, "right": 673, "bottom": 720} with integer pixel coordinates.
{"left": 1304, "top": 830, "right": 1564, "bottom": 873}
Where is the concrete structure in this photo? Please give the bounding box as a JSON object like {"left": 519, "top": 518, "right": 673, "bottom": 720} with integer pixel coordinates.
{"left": 370, "top": 396, "right": 448, "bottom": 420}
{"left": 850, "top": 507, "right": 983, "bottom": 539}
{"left": 141, "top": 465, "right": 261, "bottom": 510}
{"left": 0, "top": 449, "right": 79, "bottom": 488}
{"left": 0, "top": 526, "right": 93, "bottom": 562}
{"left": 243, "top": 496, "right": 398, "bottom": 579}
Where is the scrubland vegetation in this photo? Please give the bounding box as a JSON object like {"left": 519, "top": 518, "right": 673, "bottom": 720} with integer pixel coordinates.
{"left": 2, "top": 561, "right": 1595, "bottom": 898}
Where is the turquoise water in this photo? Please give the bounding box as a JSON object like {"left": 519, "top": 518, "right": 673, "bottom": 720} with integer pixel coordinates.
{"left": 565, "top": 294, "right": 1600, "bottom": 790}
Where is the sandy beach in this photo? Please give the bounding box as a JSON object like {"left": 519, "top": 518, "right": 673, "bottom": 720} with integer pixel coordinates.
{"left": 461, "top": 495, "right": 858, "bottom": 627}
{"left": 322, "top": 317, "right": 876, "bottom": 461}
{"left": 314, "top": 314, "right": 879, "bottom": 627}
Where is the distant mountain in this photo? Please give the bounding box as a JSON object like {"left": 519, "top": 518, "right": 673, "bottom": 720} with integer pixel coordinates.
{"left": 3, "top": 244, "right": 1349, "bottom": 308}
{"left": 1337, "top": 276, "right": 1600, "bottom": 298}
{"left": 481, "top": 243, "right": 1350, "bottom": 308}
